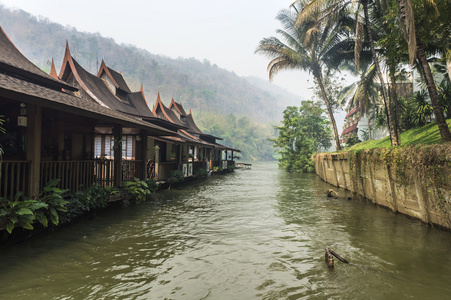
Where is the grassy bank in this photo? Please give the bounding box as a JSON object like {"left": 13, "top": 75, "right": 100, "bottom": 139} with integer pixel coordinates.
{"left": 345, "top": 119, "right": 451, "bottom": 151}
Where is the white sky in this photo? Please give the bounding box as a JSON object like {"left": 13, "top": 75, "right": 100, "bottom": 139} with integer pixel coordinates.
{"left": 0, "top": 0, "right": 316, "bottom": 99}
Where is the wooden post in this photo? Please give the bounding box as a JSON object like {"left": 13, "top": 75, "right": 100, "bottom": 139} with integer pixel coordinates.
{"left": 26, "top": 104, "right": 42, "bottom": 197}
{"left": 154, "top": 145, "right": 160, "bottom": 180}
{"left": 113, "top": 124, "right": 123, "bottom": 187}
{"left": 178, "top": 144, "right": 182, "bottom": 169}
{"left": 140, "top": 132, "right": 148, "bottom": 180}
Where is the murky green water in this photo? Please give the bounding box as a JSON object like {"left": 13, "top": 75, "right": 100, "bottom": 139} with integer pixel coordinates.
{"left": 1, "top": 161, "right": 451, "bottom": 299}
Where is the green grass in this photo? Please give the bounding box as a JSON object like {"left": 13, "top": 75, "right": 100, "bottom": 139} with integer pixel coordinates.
{"left": 344, "top": 119, "right": 451, "bottom": 151}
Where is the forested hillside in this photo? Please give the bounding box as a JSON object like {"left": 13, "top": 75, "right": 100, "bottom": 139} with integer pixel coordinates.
{"left": 0, "top": 5, "right": 303, "bottom": 160}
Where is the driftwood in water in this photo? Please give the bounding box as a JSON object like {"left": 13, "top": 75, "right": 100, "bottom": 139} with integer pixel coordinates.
{"left": 325, "top": 189, "right": 339, "bottom": 198}
{"left": 325, "top": 247, "right": 349, "bottom": 268}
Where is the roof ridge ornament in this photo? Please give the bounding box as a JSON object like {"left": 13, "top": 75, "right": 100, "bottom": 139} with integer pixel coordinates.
{"left": 50, "top": 58, "right": 58, "bottom": 79}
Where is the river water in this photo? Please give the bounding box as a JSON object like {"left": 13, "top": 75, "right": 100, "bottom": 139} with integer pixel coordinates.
{"left": 1, "top": 161, "right": 451, "bottom": 299}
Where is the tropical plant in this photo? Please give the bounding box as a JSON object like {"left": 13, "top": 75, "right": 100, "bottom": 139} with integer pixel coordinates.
{"left": 397, "top": 0, "right": 451, "bottom": 142}
{"left": 121, "top": 178, "right": 150, "bottom": 203}
{"left": 0, "top": 193, "right": 47, "bottom": 234}
{"left": 338, "top": 63, "right": 380, "bottom": 140}
{"left": 256, "top": 2, "right": 349, "bottom": 151}
{"left": 168, "top": 170, "right": 185, "bottom": 185}
{"left": 410, "top": 89, "right": 434, "bottom": 126}
{"left": 70, "top": 183, "right": 110, "bottom": 212}
{"left": 34, "top": 178, "right": 69, "bottom": 227}
{"left": 438, "top": 79, "right": 451, "bottom": 118}
{"left": 295, "top": 0, "right": 400, "bottom": 145}
{"left": 194, "top": 168, "right": 208, "bottom": 178}
{"left": 145, "top": 178, "right": 159, "bottom": 193}
{"left": 345, "top": 134, "right": 361, "bottom": 147}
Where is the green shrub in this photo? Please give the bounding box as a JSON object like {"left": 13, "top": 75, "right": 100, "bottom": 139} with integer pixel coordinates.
{"left": 71, "top": 184, "right": 110, "bottom": 212}
{"left": 145, "top": 178, "right": 158, "bottom": 193}
{"left": 34, "top": 178, "right": 69, "bottom": 227}
{"left": 121, "top": 178, "right": 150, "bottom": 203}
{"left": 0, "top": 193, "right": 47, "bottom": 234}
{"left": 194, "top": 168, "right": 208, "bottom": 178}
{"left": 168, "top": 170, "right": 184, "bottom": 185}
{"left": 0, "top": 179, "right": 69, "bottom": 233}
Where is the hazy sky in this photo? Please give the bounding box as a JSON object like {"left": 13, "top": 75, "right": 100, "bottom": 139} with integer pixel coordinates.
{"left": 0, "top": 0, "right": 317, "bottom": 99}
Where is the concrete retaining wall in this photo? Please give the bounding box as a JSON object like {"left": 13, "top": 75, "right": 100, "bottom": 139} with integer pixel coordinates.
{"left": 313, "top": 149, "right": 451, "bottom": 230}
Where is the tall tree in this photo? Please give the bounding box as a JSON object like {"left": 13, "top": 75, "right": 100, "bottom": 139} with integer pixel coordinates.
{"left": 398, "top": 0, "right": 451, "bottom": 141}
{"left": 272, "top": 101, "right": 332, "bottom": 172}
{"left": 256, "top": 3, "right": 348, "bottom": 151}
{"left": 339, "top": 63, "right": 381, "bottom": 140}
{"left": 296, "top": 0, "right": 400, "bottom": 146}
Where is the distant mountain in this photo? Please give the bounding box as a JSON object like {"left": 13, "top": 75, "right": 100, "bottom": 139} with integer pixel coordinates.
{"left": 0, "top": 5, "right": 303, "bottom": 125}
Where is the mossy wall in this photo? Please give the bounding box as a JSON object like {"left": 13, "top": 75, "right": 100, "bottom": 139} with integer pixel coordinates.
{"left": 313, "top": 144, "right": 451, "bottom": 229}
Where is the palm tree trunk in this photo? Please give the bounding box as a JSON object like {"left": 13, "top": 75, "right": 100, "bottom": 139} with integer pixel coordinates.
{"left": 315, "top": 72, "right": 341, "bottom": 151}
{"left": 389, "top": 70, "right": 401, "bottom": 145}
{"left": 362, "top": 0, "right": 398, "bottom": 146}
{"left": 446, "top": 56, "right": 451, "bottom": 82}
{"left": 366, "top": 106, "right": 372, "bottom": 140}
{"left": 416, "top": 39, "right": 451, "bottom": 142}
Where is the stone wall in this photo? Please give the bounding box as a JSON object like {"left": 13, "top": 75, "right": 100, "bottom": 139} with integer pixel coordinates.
{"left": 313, "top": 146, "right": 451, "bottom": 230}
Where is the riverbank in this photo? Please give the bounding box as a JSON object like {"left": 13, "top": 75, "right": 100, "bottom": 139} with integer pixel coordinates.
{"left": 313, "top": 144, "right": 451, "bottom": 229}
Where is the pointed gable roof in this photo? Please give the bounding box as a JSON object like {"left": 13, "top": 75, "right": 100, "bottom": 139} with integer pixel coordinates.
{"left": 97, "top": 59, "right": 131, "bottom": 93}
{"left": 153, "top": 93, "right": 187, "bottom": 127}
{"left": 169, "top": 99, "right": 188, "bottom": 117}
{"left": 185, "top": 113, "right": 204, "bottom": 135}
{"left": 0, "top": 26, "right": 76, "bottom": 92}
{"left": 50, "top": 58, "right": 58, "bottom": 79}
{"left": 58, "top": 43, "right": 156, "bottom": 118}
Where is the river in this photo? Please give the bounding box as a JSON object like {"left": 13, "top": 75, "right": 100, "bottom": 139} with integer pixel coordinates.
{"left": 1, "top": 161, "right": 451, "bottom": 299}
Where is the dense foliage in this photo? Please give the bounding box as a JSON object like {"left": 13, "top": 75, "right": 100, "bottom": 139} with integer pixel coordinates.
{"left": 195, "top": 112, "right": 276, "bottom": 161}
{"left": 259, "top": 0, "right": 451, "bottom": 158}
{"left": 272, "top": 101, "right": 332, "bottom": 172}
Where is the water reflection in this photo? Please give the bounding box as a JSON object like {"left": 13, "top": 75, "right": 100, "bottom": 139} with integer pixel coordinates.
{"left": 0, "top": 162, "right": 450, "bottom": 299}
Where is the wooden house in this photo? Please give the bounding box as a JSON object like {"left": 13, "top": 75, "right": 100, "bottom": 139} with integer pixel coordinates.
{"left": 0, "top": 27, "right": 175, "bottom": 199}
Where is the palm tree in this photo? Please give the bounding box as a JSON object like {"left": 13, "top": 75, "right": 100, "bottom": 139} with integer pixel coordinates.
{"left": 397, "top": 0, "right": 451, "bottom": 141}
{"left": 339, "top": 63, "right": 381, "bottom": 140}
{"left": 256, "top": 4, "right": 349, "bottom": 151}
{"left": 295, "top": 0, "right": 402, "bottom": 145}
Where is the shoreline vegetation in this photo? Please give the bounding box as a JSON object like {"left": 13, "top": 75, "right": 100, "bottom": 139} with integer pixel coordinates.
{"left": 343, "top": 119, "right": 451, "bottom": 152}
{"left": 0, "top": 168, "right": 235, "bottom": 246}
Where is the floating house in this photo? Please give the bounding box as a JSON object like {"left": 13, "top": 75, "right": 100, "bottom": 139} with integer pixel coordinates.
{"left": 0, "top": 27, "right": 239, "bottom": 200}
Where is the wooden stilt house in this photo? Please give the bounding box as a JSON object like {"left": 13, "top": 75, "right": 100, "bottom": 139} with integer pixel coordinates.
{"left": 0, "top": 27, "right": 175, "bottom": 199}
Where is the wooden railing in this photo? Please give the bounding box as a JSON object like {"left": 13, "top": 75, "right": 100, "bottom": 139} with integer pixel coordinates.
{"left": 0, "top": 161, "right": 31, "bottom": 200}
{"left": 40, "top": 159, "right": 142, "bottom": 193}
{"left": 157, "top": 161, "right": 179, "bottom": 181}
{"left": 41, "top": 160, "right": 98, "bottom": 193}
{"left": 0, "top": 159, "right": 142, "bottom": 200}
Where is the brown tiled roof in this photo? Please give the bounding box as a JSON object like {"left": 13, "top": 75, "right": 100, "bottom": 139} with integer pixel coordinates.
{"left": 128, "top": 91, "right": 157, "bottom": 118}
{"left": 69, "top": 55, "right": 156, "bottom": 118}
{"left": 97, "top": 60, "right": 132, "bottom": 93}
{"left": 169, "top": 99, "right": 188, "bottom": 116}
{"left": 0, "top": 26, "right": 76, "bottom": 92}
{"left": 153, "top": 94, "right": 187, "bottom": 128}
{"left": 0, "top": 72, "right": 175, "bottom": 136}
{"left": 185, "top": 113, "right": 204, "bottom": 135}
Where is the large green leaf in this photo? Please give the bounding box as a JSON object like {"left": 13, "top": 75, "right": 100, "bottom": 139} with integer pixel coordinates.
{"left": 36, "top": 213, "right": 48, "bottom": 228}
{"left": 22, "top": 223, "right": 34, "bottom": 230}
{"left": 49, "top": 213, "right": 59, "bottom": 225}
{"left": 6, "top": 222, "right": 14, "bottom": 234}
{"left": 16, "top": 208, "right": 34, "bottom": 216}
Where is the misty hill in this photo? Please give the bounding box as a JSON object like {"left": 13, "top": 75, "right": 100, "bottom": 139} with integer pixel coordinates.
{"left": 0, "top": 5, "right": 303, "bottom": 124}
